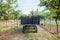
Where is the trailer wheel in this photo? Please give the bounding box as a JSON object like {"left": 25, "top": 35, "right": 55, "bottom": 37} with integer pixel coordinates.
{"left": 35, "top": 27, "right": 37, "bottom": 33}
{"left": 23, "top": 27, "right": 24, "bottom": 33}
{"left": 33, "top": 25, "right": 37, "bottom": 33}
{"left": 23, "top": 26, "right": 26, "bottom": 33}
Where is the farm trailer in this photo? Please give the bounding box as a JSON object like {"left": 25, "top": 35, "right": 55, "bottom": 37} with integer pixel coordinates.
{"left": 21, "top": 15, "right": 40, "bottom": 33}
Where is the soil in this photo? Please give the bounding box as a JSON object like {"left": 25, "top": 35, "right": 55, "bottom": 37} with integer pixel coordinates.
{"left": 41, "top": 26, "right": 60, "bottom": 37}
{"left": 0, "top": 26, "right": 54, "bottom": 40}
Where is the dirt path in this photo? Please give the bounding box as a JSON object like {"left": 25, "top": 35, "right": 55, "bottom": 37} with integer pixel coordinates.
{"left": 0, "top": 26, "right": 59, "bottom": 40}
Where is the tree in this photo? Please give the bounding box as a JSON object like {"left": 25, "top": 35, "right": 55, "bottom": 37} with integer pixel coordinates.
{"left": 38, "top": 0, "right": 60, "bottom": 34}
{"left": 0, "top": 0, "right": 21, "bottom": 20}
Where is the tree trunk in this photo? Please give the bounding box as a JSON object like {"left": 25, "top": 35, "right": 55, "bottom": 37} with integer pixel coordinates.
{"left": 50, "top": 18, "right": 51, "bottom": 30}
{"left": 55, "top": 15, "right": 58, "bottom": 34}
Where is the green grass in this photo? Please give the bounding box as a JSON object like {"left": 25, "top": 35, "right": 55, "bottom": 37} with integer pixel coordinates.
{"left": 14, "top": 28, "right": 49, "bottom": 40}
{"left": 46, "top": 23, "right": 60, "bottom": 27}
{"left": 44, "top": 23, "right": 60, "bottom": 40}
{"left": 16, "top": 27, "right": 60, "bottom": 40}
{"left": 52, "top": 35, "right": 60, "bottom": 40}
{"left": 0, "top": 23, "right": 18, "bottom": 32}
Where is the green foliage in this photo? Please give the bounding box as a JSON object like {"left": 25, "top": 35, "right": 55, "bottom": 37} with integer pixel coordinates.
{"left": 39, "top": 0, "right": 60, "bottom": 8}
{"left": 7, "top": 0, "right": 18, "bottom": 4}
{"left": 29, "top": 9, "right": 45, "bottom": 19}
{"left": 39, "top": 0, "right": 60, "bottom": 18}
{"left": 39, "top": 0, "right": 60, "bottom": 34}
{"left": 0, "top": 0, "right": 21, "bottom": 20}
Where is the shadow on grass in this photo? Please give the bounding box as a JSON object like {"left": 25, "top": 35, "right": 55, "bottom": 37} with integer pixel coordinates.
{"left": 15, "top": 27, "right": 37, "bottom": 34}
{"left": 15, "top": 27, "right": 23, "bottom": 34}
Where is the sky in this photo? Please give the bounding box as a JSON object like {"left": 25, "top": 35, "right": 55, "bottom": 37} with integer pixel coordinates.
{"left": 3, "top": 0, "right": 45, "bottom": 14}
{"left": 17, "top": 0, "right": 45, "bottom": 14}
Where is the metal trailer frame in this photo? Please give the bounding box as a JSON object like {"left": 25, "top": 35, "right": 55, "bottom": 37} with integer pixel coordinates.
{"left": 20, "top": 15, "right": 40, "bottom": 33}
{"left": 23, "top": 24, "right": 37, "bottom": 33}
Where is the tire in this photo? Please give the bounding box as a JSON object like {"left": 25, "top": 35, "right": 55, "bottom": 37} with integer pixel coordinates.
{"left": 23, "top": 25, "right": 27, "bottom": 33}
{"left": 23, "top": 26, "right": 25, "bottom": 33}
{"left": 23, "top": 27, "right": 25, "bottom": 33}
{"left": 35, "top": 27, "right": 37, "bottom": 33}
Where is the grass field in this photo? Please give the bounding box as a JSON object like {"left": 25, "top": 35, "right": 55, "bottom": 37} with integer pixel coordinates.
{"left": 0, "top": 20, "right": 60, "bottom": 40}
{"left": 0, "top": 23, "right": 17, "bottom": 32}
{"left": 41, "top": 20, "right": 60, "bottom": 27}
{"left": 0, "top": 20, "right": 19, "bottom": 32}
{"left": 0, "top": 25, "right": 60, "bottom": 40}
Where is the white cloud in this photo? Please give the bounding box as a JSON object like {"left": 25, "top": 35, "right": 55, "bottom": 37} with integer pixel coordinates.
{"left": 22, "top": 8, "right": 32, "bottom": 14}
{"left": 17, "top": 0, "right": 45, "bottom": 14}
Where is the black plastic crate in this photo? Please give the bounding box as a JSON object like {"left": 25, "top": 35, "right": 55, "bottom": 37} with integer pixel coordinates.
{"left": 21, "top": 16, "right": 40, "bottom": 25}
